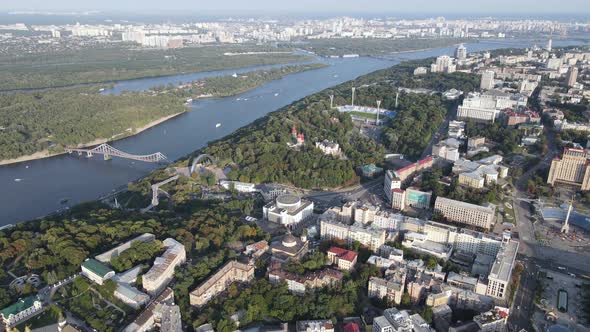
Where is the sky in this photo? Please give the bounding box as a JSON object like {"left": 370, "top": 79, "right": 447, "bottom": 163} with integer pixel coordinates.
{"left": 1, "top": 0, "right": 590, "bottom": 16}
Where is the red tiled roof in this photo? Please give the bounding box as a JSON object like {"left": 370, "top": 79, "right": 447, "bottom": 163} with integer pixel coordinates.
{"left": 327, "top": 247, "right": 358, "bottom": 263}
{"left": 392, "top": 188, "right": 404, "bottom": 193}
{"left": 417, "top": 156, "right": 433, "bottom": 165}
{"left": 343, "top": 322, "right": 361, "bottom": 332}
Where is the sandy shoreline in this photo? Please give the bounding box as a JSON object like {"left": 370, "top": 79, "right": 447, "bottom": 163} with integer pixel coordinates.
{"left": 0, "top": 112, "right": 185, "bottom": 166}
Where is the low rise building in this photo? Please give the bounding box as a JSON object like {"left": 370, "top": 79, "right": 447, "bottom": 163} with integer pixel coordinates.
{"left": 123, "top": 288, "right": 181, "bottom": 332}
{"left": 81, "top": 258, "right": 115, "bottom": 285}
{"left": 372, "top": 308, "right": 417, "bottom": 332}
{"left": 433, "top": 138, "right": 461, "bottom": 162}
{"left": 315, "top": 139, "right": 341, "bottom": 156}
{"left": 327, "top": 247, "right": 358, "bottom": 271}
{"left": 270, "top": 233, "right": 309, "bottom": 263}
{"left": 0, "top": 296, "right": 43, "bottom": 328}
{"left": 95, "top": 233, "right": 156, "bottom": 263}
{"left": 190, "top": 260, "right": 255, "bottom": 307}
{"left": 473, "top": 307, "right": 509, "bottom": 332}
{"left": 453, "top": 156, "right": 508, "bottom": 189}
{"left": 143, "top": 238, "right": 186, "bottom": 296}
{"left": 269, "top": 268, "right": 343, "bottom": 295}
{"left": 393, "top": 157, "right": 434, "bottom": 184}
{"left": 114, "top": 283, "right": 150, "bottom": 309}
{"left": 244, "top": 240, "right": 269, "bottom": 258}
{"left": 263, "top": 194, "right": 314, "bottom": 227}
{"left": 296, "top": 320, "right": 335, "bottom": 332}
{"left": 368, "top": 268, "right": 407, "bottom": 305}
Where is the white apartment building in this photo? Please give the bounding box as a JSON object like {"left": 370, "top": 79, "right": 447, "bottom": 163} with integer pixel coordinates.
{"left": 315, "top": 139, "right": 341, "bottom": 156}
{"left": 384, "top": 170, "right": 402, "bottom": 203}
{"left": 431, "top": 55, "right": 456, "bottom": 74}
{"left": 434, "top": 197, "right": 496, "bottom": 230}
{"left": 320, "top": 219, "right": 386, "bottom": 251}
{"left": 143, "top": 238, "right": 186, "bottom": 296}
{"left": 486, "top": 240, "right": 519, "bottom": 300}
{"left": 432, "top": 138, "right": 461, "bottom": 162}
{"left": 480, "top": 71, "right": 495, "bottom": 90}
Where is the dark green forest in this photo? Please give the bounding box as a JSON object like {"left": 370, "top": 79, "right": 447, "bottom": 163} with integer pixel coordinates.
{"left": 0, "top": 87, "right": 186, "bottom": 160}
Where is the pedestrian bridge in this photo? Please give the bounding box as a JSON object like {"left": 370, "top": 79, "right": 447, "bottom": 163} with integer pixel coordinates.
{"left": 65, "top": 144, "right": 169, "bottom": 163}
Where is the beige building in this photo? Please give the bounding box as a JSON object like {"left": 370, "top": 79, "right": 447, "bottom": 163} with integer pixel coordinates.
{"left": 547, "top": 148, "right": 590, "bottom": 190}
{"left": 143, "top": 238, "right": 186, "bottom": 296}
{"left": 434, "top": 197, "right": 496, "bottom": 230}
{"left": 327, "top": 247, "right": 358, "bottom": 271}
{"left": 189, "top": 260, "right": 255, "bottom": 307}
{"left": 320, "top": 218, "right": 386, "bottom": 251}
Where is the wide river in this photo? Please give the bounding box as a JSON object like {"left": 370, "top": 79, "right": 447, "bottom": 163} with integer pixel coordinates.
{"left": 1, "top": 38, "right": 588, "bottom": 225}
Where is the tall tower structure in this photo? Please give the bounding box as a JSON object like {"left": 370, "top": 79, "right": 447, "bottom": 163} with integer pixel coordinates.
{"left": 561, "top": 198, "right": 573, "bottom": 234}
{"left": 351, "top": 87, "right": 356, "bottom": 107}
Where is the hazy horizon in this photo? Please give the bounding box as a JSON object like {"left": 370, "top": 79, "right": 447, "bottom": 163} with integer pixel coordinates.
{"left": 2, "top": 0, "right": 590, "bottom": 16}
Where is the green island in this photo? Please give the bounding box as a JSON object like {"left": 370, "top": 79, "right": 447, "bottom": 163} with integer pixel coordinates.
{"left": 282, "top": 37, "right": 470, "bottom": 57}
{"left": 0, "top": 87, "right": 187, "bottom": 162}
{"left": 0, "top": 44, "right": 313, "bottom": 90}
{"left": 163, "top": 63, "right": 328, "bottom": 98}
{"left": 0, "top": 63, "right": 328, "bottom": 163}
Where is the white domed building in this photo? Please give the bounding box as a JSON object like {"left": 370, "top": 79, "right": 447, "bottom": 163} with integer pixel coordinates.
{"left": 263, "top": 194, "right": 314, "bottom": 227}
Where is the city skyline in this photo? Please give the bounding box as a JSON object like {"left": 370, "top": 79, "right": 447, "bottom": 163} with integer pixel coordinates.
{"left": 2, "top": 0, "right": 590, "bottom": 15}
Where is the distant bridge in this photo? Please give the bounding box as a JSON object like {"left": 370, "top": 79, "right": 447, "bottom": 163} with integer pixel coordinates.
{"left": 66, "top": 143, "right": 169, "bottom": 163}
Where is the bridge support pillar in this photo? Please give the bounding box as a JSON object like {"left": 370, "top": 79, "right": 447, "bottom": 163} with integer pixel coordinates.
{"left": 86, "top": 152, "right": 93, "bottom": 158}
{"left": 104, "top": 154, "right": 111, "bottom": 161}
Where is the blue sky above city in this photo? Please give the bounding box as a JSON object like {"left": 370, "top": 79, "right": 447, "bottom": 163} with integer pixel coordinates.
{"left": 1, "top": 0, "right": 590, "bottom": 15}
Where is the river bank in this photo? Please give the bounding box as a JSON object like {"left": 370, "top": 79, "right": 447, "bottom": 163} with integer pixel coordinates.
{"left": 0, "top": 112, "right": 185, "bottom": 166}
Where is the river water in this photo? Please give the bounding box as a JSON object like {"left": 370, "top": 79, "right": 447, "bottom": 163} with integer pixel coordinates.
{"left": 1, "top": 38, "right": 588, "bottom": 225}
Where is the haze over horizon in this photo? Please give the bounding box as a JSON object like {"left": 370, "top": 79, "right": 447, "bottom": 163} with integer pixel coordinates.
{"left": 2, "top": 0, "right": 590, "bottom": 16}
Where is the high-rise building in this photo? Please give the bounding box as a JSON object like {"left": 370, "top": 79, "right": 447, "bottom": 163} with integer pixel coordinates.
{"left": 546, "top": 38, "right": 553, "bottom": 51}
{"left": 455, "top": 44, "right": 467, "bottom": 60}
{"left": 567, "top": 66, "right": 579, "bottom": 87}
{"left": 547, "top": 148, "right": 590, "bottom": 190}
{"left": 480, "top": 71, "right": 495, "bottom": 90}
{"left": 434, "top": 197, "right": 496, "bottom": 230}
{"left": 431, "top": 55, "right": 456, "bottom": 73}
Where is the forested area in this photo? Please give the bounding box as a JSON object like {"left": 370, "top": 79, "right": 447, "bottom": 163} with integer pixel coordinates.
{"left": 287, "top": 38, "right": 469, "bottom": 57}
{"left": 202, "top": 95, "right": 383, "bottom": 189}
{"left": 0, "top": 45, "right": 312, "bottom": 90}
{"left": 0, "top": 198, "right": 263, "bottom": 310}
{"left": 165, "top": 63, "right": 327, "bottom": 98}
{"left": 0, "top": 87, "right": 186, "bottom": 160}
